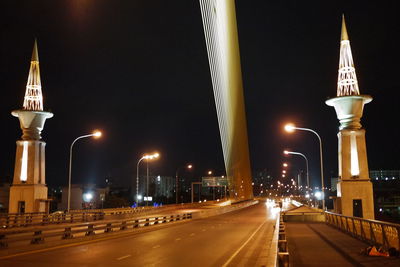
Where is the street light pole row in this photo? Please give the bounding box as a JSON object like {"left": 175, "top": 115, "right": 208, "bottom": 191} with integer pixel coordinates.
{"left": 284, "top": 124, "right": 325, "bottom": 210}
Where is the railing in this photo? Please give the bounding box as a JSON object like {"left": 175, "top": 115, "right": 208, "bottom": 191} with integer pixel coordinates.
{"left": 325, "top": 212, "right": 400, "bottom": 250}
{"left": 0, "top": 201, "right": 216, "bottom": 229}
{"left": 0, "top": 212, "right": 106, "bottom": 229}
{"left": 0, "top": 213, "right": 192, "bottom": 248}
{"left": 276, "top": 212, "right": 289, "bottom": 267}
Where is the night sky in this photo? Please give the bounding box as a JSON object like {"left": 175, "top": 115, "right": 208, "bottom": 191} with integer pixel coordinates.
{"left": 1, "top": 0, "right": 399, "bottom": 189}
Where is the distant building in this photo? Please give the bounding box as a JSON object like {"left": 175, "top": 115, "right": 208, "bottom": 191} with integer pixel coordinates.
{"left": 59, "top": 184, "right": 107, "bottom": 210}
{"left": 370, "top": 170, "right": 400, "bottom": 220}
{"left": 252, "top": 170, "right": 274, "bottom": 196}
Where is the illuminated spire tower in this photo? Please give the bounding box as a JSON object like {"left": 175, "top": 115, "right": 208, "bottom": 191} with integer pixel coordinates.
{"left": 9, "top": 40, "right": 53, "bottom": 213}
{"left": 326, "top": 16, "right": 374, "bottom": 219}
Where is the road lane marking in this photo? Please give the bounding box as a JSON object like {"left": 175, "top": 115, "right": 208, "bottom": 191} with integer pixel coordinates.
{"left": 221, "top": 220, "right": 268, "bottom": 267}
{"left": 190, "top": 233, "right": 195, "bottom": 236}
{"left": 175, "top": 238, "right": 181, "bottom": 241}
{"left": 153, "top": 245, "right": 160, "bottom": 249}
{"left": 117, "top": 255, "right": 131, "bottom": 261}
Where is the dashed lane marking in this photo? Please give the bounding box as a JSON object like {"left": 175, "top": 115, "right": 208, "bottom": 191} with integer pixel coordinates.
{"left": 116, "top": 255, "right": 131, "bottom": 261}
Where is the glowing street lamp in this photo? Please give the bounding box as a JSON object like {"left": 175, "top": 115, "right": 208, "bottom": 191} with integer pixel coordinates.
{"left": 284, "top": 123, "right": 325, "bottom": 210}
{"left": 68, "top": 130, "right": 102, "bottom": 212}
{"left": 175, "top": 164, "right": 193, "bottom": 204}
{"left": 283, "top": 163, "right": 288, "bottom": 168}
{"left": 283, "top": 150, "right": 309, "bottom": 191}
{"left": 136, "top": 152, "right": 160, "bottom": 205}
{"left": 207, "top": 170, "right": 213, "bottom": 175}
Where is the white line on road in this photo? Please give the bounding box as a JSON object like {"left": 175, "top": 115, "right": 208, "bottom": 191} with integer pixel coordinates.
{"left": 221, "top": 220, "right": 267, "bottom": 267}
{"left": 116, "top": 254, "right": 131, "bottom": 261}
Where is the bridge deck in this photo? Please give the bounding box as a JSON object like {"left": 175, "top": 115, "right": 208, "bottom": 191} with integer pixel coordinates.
{"left": 286, "top": 222, "right": 400, "bottom": 267}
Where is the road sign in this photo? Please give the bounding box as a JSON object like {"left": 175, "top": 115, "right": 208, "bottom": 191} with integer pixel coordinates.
{"left": 202, "top": 176, "right": 228, "bottom": 187}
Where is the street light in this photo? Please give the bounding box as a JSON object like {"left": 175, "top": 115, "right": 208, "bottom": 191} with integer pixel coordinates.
{"left": 175, "top": 164, "right": 193, "bottom": 204}
{"left": 68, "top": 130, "right": 102, "bottom": 212}
{"left": 283, "top": 163, "right": 288, "bottom": 167}
{"left": 136, "top": 152, "right": 159, "bottom": 206}
{"left": 284, "top": 123, "right": 325, "bottom": 210}
{"left": 283, "top": 150, "right": 309, "bottom": 191}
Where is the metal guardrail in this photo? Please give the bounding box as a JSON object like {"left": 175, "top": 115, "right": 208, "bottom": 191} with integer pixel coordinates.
{"left": 0, "top": 213, "right": 192, "bottom": 248}
{"left": 277, "top": 212, "right": 290, "bottom": 267}
{"left": 325, "top": 212, "right": 400, "bottom": 250}
{"left": 0, "top": 212, "right": 105, "bottom": 228}
{"left": 0, "top": 202, "right": 215, "bottom": 229}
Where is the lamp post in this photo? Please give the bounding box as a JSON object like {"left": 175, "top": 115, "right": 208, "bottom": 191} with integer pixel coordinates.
{"left": 175, "top": 164, "right": 193, "bottom": 204}
{"left": 283, "top": 150, "right": 309, "bottom": 191}
{"left": 136, "top": 152, "right": 159, "bottom": 206}
{"left": 284, "top": 124, "right": 325, "bottom": 210}
{"left": 68, "top": 131, "right": 102, "bottom": 212}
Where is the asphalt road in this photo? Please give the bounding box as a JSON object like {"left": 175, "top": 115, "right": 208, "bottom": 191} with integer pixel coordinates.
{"left": 0, "top": 202, "right": 278, "bottom": 267}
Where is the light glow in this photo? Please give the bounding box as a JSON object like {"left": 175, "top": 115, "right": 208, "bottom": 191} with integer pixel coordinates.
{"left": 83, "top": 192, "right": 93, "bottom": 202}
{"left": 350, "top": 132, "right": 360, "bottom": 176}
{"left": 284, "top": 123, "right": 296, "bottom": 133}
{"left": 93, "top": 131, "right": 102, "bottom": 138}
{"left": 20, "top": 141, "right": 29, "bottom": 182}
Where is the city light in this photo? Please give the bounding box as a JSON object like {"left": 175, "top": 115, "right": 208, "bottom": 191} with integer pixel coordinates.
{"left": 284, "top": 123, "right": 296, "bottom": 133}
{"left": 93, "top": 131, "right": 102, "bottom": 138}
{"left": 283, "top": 163, "right": 288, "bottom": 167}
{"left": 83, "top": 192, "right": 93, "bottom": 202}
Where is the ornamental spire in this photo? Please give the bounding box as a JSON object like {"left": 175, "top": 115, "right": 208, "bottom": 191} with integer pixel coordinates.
{"left": 337, "top": 15, "right": 360, "bottom": 96}
{"left": 23, "top": 39, "right": 43, "bottom": 111}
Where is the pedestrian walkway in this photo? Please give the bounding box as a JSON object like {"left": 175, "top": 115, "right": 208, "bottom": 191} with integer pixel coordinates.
{"left": 286, "top": 222, "right": 400, "bottom": 267}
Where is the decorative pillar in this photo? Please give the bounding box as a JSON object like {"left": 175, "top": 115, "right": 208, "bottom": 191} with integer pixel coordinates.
{"left": 326, "top": 16, "right": 374, "bottom": 219}
{"left": 8, "top": 40, "right": 53, "bottom": 213}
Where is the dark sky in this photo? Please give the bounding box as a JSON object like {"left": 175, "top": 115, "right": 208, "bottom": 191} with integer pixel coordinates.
{"left": 1, "top": 0, "right": 399, "bottom": 188}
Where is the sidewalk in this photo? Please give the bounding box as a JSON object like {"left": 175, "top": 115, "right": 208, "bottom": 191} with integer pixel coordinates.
{"left": 286, "top": 222, "right": 400, "bottom": 267}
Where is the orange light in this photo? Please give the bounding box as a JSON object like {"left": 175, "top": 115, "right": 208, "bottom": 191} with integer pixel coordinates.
{"left": 284, "top": 123, "right": 295, "bottom": 133}
{"left": 93, "top": 131, "right": 102, "bottom": 138}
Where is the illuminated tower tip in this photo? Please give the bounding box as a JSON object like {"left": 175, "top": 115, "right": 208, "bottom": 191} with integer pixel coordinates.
{"left": 341, "top": 15, "right": 349, "bottom": 41}
{"left": 23, "top": 39, "right": 43, "bottom": 111}
{"left": 337, "top": 15, "right": 359, "bottom": 96}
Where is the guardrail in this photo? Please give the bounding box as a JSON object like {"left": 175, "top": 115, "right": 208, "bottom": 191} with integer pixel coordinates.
{"left": 325, "top": 212, "right": 400, "bottom": 250}
{"left": 277, "top": 212, "right": 290, "bottom": 267}
{"left": 0, "top": 212, "right": 106, "bottom": 228}
{"left": 0, "top": 202, "right": 217, "bottom": 229}
{"left": 0, "top": 213, "right": 192, "bottom": 249}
